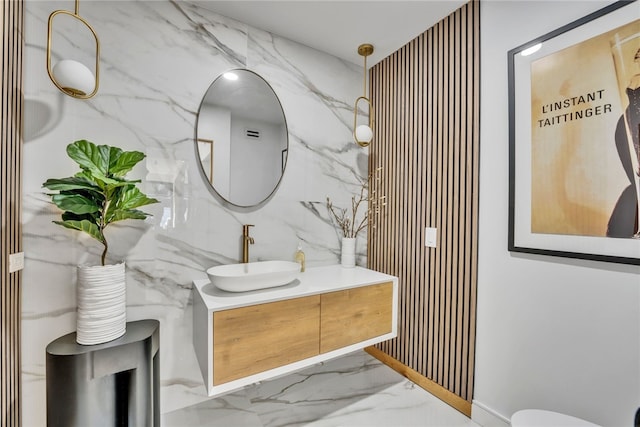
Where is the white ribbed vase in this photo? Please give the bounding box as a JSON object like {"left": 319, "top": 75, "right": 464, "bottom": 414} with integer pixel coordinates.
{"left": 341, "top": 237, "right": 356, "bottom": 268}
{"left": 76, "top": 262, "right": 126, "bottom": 345}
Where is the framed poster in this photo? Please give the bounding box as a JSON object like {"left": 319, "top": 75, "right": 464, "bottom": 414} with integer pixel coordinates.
{"left": 508, "top": 0, "right": 640, "bottom": 265}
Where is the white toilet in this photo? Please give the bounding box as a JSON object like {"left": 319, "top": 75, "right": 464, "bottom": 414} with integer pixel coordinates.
{"left": 511, "top": 409, "right": 601, "bottom": 427}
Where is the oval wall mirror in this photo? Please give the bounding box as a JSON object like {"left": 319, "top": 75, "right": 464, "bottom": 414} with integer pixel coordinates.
{"left": 195, "top": 69, "right": 288, "bottom": 208}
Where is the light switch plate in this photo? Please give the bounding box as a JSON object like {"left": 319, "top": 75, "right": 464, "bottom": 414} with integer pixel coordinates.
{"left": 9, "top": 252, "right": 24, "bottom": 273}
{"left": 425, "top": 227, "right": 437, "bottom": 248}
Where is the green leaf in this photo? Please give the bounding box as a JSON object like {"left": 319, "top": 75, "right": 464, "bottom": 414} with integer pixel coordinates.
{"left": 117, "top": 187, "right": 159, "bottom": 210}
{"left": 110, "top": 151, "right": 145, "bottom": 177}
{"left": 61, "top": 211, "right": 98, "bottom": 223}
{"left": 74, "top": 170, "right": 98, "bottom": 184}
{"left": 106, "top": 145, "right": 124, "bottom": 172}
{"left": 74, "top": 169, "right": 126, "bottom": 190}
{"left": 67, "top": 140, "right": 110, "bottom": 177}
{"left": 104, "top": 186, "right": 126, "bottom": 221}
{"left": 52, "top": 194, "right": 101, "bottom": 215}
{"left": 60, "top": 188, "right": 103, "bottom": 203}
{"left": 104, "top": 177, "right": 141, "bottom": 190}
{"left": 53, "top": 219, "right": 105, "bottom": 243}
{"left": 108, "top": 209, "right": 150, "bottom": 223}
{"left": 103, "top": 181, "right": 142, "bottom": 207}
{"left": 43, "top": 177, "right": 102, "bottom": 193}
{"left": 104, "top": 187, "right": 158, "bottom": 225}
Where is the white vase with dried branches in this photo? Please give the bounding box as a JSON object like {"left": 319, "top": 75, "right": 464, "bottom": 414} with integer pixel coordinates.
{"left": 327, "top": 167, "right": 385, "bottom": 268}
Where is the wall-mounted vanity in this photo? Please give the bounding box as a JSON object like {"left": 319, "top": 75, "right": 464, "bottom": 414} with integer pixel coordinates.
{"left": 192, "top": 265, "right": 398, "bottom": 397}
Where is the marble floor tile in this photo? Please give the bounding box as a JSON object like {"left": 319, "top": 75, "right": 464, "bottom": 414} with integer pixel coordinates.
{"left": 305, "top": 380, "right": 479, "bottom": 427}
{"left": 247, "top": 352, "right": 406, "bottom": 427}
{"left": 162, "top": 351, "right": 480, "bottom": 427}
{"left": 162, "top": 392, "right": 260, "bottom": 427}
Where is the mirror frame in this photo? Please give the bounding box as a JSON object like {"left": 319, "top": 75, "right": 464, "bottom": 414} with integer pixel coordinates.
{"left": 194, "top": 68, "right": 289, "bottom": 211}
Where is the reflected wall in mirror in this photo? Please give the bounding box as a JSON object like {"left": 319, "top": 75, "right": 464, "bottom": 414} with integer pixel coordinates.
{"left": 196, "top": 69, "right": 288, "bottom": 208}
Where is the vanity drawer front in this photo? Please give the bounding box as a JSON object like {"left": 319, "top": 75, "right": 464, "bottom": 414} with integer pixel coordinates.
{"left": 320, "top": 282, "right": 393, "bottom": 353}
{"left": 213, "top": 295, "right": 320, "bottom": 385}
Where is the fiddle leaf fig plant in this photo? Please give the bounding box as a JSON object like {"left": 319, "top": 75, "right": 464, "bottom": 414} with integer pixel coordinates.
{"left": 43, "top": 140, "right": 159, "bottom": 266}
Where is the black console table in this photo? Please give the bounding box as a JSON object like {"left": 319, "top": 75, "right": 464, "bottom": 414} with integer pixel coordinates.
{"left": 46, "top": 319, "right": 160, "bottom": 427}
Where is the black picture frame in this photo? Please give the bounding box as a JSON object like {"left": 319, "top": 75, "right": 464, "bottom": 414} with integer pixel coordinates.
{"left": 508, "top": 0, "right": 640, "bottom": 265}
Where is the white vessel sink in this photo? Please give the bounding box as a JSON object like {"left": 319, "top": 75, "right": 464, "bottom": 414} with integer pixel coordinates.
{"left": 207, "top": 260, "right": 301, "bottom": 292}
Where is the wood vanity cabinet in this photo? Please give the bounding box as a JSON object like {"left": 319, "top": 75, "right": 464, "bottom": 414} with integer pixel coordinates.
{"left": 320, "top": 282, "right": 393, "bottom": 353}
{"left": 211, "top": 281, "right": 394, "bottom": 386}
{"left": 213, "top": 295, "right": 320, "bottom": 385}
{"left": 194, "top": 266, "right": 398, "bottom": 395}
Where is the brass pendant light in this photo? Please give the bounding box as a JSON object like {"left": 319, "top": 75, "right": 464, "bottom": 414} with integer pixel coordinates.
{"left": 46, "top": 0, "right": 100, "bottom": 99}
{"left": 354, "top": 43, "right": 374, "bottom": 147}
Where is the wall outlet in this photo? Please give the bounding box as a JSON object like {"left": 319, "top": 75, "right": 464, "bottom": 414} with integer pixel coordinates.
{"left": 9, "top": 252, "right": 24, "bottom": 273}
{"left": 425, "top": 227, "right": 437, "bottom": 248}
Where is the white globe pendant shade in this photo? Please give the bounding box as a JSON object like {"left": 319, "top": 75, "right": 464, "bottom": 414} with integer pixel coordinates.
{"left": 53, "top": 59, "right": 95, "bottom": 96}
{"left": 355, "top": 124, "right": 373, "bottom": 143}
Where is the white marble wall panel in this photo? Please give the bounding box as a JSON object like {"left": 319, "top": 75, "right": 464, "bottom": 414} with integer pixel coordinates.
{"left": 22, "top": 1, "right": 367, "bottom": 425}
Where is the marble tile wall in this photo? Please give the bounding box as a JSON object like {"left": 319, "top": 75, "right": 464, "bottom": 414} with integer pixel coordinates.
{"left": 22, "top": 1, "right": 367, "bottom": 425}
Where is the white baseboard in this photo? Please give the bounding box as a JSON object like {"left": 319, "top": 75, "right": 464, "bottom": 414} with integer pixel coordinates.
{"left": 472, "top": 401, "right": 511, "bottom": 427}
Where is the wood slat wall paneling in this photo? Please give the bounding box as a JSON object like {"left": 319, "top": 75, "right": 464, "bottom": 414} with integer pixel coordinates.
{"left": 468, "top": 0, "right": 480, "bottom": 398}
{"left": 1, "top": 0, "right": 24, "bottom": 426}
{"left": 367, "top": 0, "right": 479, "bottom": 415}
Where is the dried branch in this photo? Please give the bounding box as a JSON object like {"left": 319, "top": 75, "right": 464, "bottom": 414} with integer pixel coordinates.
{"left": 326, "top": 167, "right": 386, "bottom": 238}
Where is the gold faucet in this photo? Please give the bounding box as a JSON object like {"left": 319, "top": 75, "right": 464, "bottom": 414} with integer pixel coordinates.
{"left": 242, "top": 224, "right": 255, "bottom": 263}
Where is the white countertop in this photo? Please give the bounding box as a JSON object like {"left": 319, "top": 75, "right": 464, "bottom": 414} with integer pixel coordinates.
{"left": 193, "top": 264, "right": 397, "bottom": 312}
